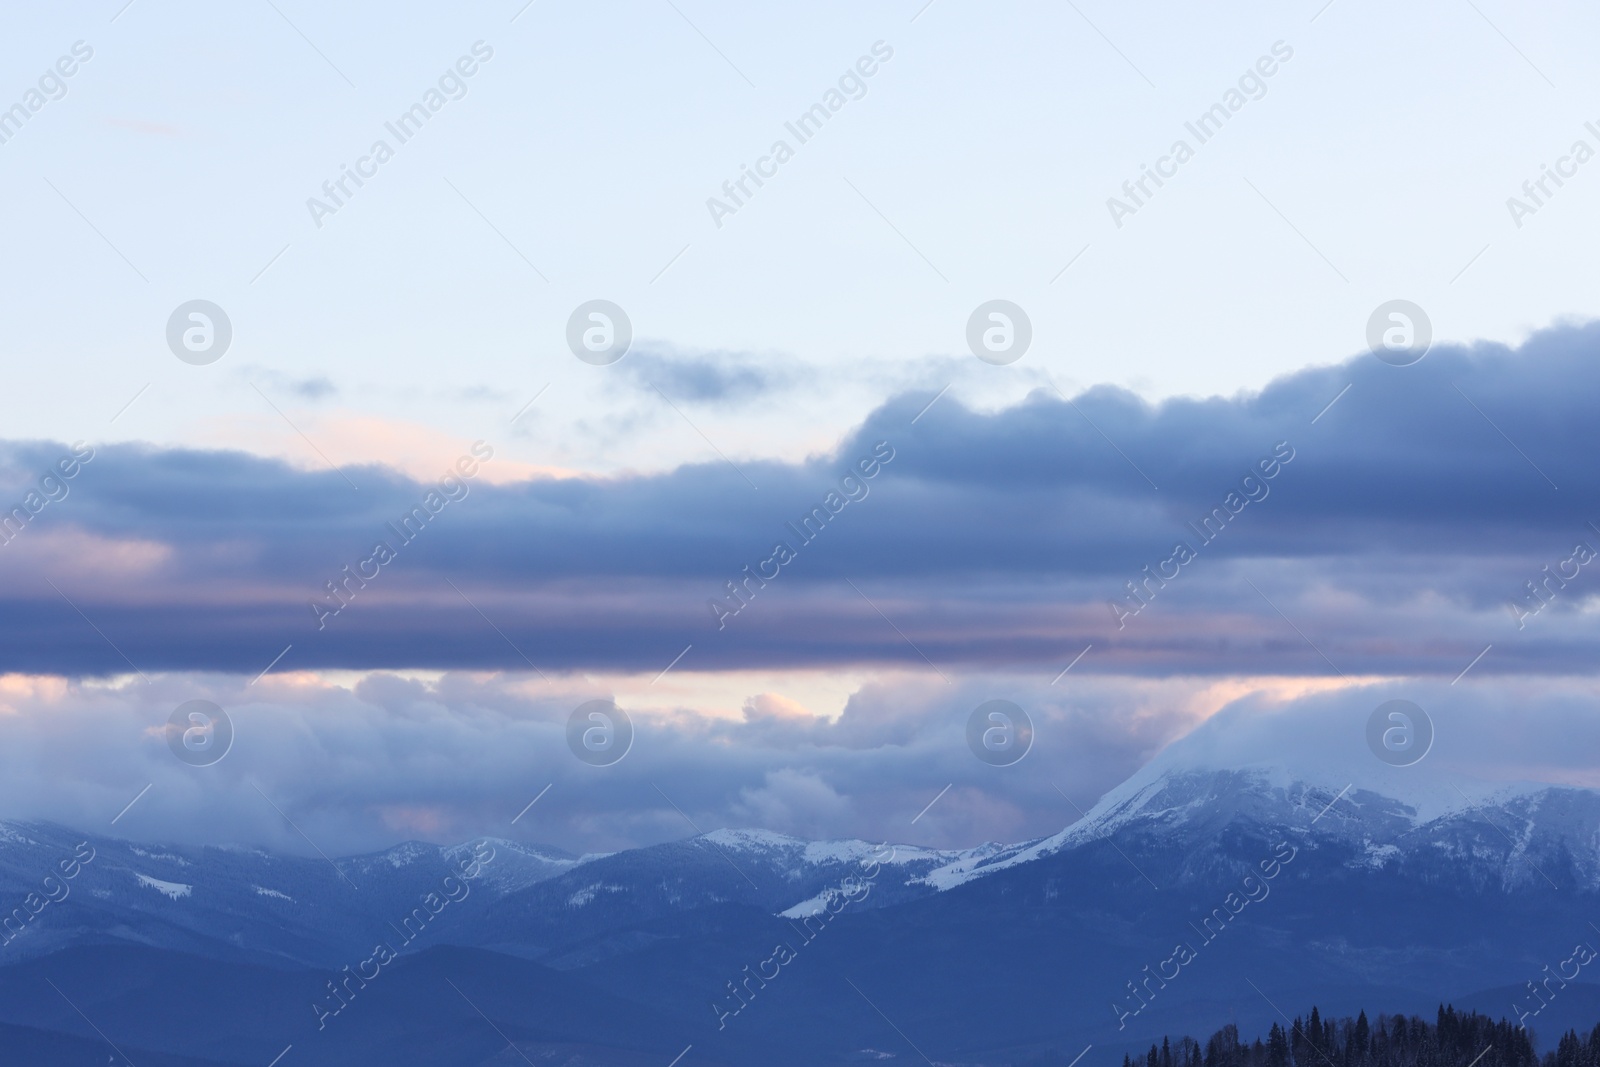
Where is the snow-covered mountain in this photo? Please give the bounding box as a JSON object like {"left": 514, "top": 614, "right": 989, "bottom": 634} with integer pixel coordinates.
{"left": 0, "top": 824, "right": 588, "bottom": 966}
{"left": 913, "top": 696, "right": 1600, "bottom": 894}
{"left": 4, "top": 699, "right": 1599, "bottom": 966}
{"left": 0, "top": 818, "right": 1027, "bottom": 967}
{"left": 4, "top": 702, "right": 1600, "bottom": 1065}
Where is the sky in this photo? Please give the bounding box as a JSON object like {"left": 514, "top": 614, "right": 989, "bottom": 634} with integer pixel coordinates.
{"left": 1, "top": 0, "right": 1598, "bottom": 856}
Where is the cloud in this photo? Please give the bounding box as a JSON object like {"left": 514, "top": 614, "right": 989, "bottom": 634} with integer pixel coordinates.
{"left": 619, "top": 347, "right": 788, "bottom": 404}
{"left": 0, "top": 667, "right": 1591, "bottom": 856}
{"left": 0, "top": 667, "right": 1259, "bottom": 854}
{"left": 2, "top": 324, "right": 1599, "bottom": 677}
{"left": 731, "top": 770, "right": 852, "bottom": 838}
{"left": 239, "top": 368, "right": 339, "bottom": 401}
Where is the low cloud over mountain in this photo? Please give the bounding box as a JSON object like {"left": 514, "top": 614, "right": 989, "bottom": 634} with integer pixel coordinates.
{"left": 0, "top": 668, "right": 1594, "bottom": 856}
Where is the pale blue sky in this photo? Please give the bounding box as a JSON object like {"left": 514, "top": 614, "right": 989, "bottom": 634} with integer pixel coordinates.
{"left": 1, "top": 0, "right": 1596, "bottom": 477}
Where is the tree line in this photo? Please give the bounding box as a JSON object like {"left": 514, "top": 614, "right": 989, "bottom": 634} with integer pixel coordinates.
{"left": 1119, "top": 1005, "right": 1600, "bottom": 1067}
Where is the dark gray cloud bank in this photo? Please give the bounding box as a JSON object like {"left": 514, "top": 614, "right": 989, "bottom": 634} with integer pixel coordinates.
{"left": 1, "top": 323, "right": 1598, "bottom": 679}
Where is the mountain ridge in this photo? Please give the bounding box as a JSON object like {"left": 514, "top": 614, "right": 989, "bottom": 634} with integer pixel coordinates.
{"left": 3, "top": 704, "right": 1600, "bottom": 1063}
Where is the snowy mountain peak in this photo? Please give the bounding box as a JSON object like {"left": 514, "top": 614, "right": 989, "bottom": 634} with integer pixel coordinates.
{"left": 1086, "top": 696, "right": 1557, "bottom": 828}
{"left": 698, "top": 828, "right": 808, "bottom": 851}
{"left": 899, "top": 699, "right": 1600, "bottom": 893}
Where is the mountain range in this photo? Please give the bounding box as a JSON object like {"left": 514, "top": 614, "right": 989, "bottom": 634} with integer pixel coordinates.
{"left": 4, "top": 702, "right": 1599, "bottom": 1066}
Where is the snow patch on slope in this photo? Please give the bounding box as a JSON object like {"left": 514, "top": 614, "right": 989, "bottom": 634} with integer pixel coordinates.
{"left": 135, "top": 874, "right": 192, "bottom": 900}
